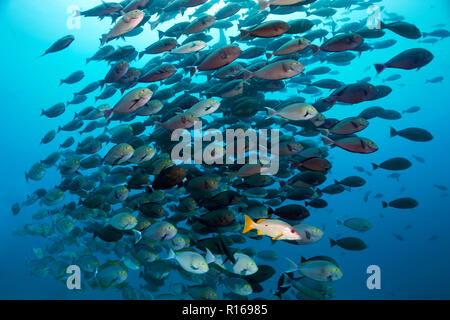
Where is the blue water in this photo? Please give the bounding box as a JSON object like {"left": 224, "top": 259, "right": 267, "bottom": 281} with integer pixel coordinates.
{"left": 1, "top": 0, "right": 449, "bottom": 299}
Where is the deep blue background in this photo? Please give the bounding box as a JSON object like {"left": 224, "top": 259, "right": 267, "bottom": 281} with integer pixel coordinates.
{"left": 0, "top": 0, "right": 449, "bottom": 299}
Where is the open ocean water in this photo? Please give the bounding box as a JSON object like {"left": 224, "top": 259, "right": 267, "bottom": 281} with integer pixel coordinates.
{"left": 0, "top": 0, "right": 449, "bottom": 300}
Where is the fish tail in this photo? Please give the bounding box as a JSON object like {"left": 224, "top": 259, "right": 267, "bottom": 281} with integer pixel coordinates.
{"left": 100, "top": 34, "right": 107, "bottom": 46}
{"left": 318, "top": 128, "right": 329, "bottom": 136}
{"left": 310, "top": 44, "right": 320, "bottom": 55}
{"left": 265, "top": 52, "right": 273, "bottom": 60}
{"left": 422, "top": 32, "right": 428, "bottom": 38}
{"left": 132, "top": 229, "right": 142, "bottom": 245}
{"left": 285, "top": 258, "right": 298, "bottom": 273}
{"left": 336, "top": 219, "right": 342, "bottom": 225}
{"left": 205, "top": 248, "right": 215, "bottom": 264}
{"left": 241, "top": 69, "right": 254, "bottom": 80}
{"left": 258, "top": 0, "right": 270, "bottom": 12}
{"left": 40, "top": 109, "right": 45, "bottom": 116}
{"left": 184, "top": 66, "right": 197, "bottom": 78}
{"left": 25, "top": 172, "right": 29, "bottom": 182}
{"left": 158, "top": 30, "right": 164, "bottom": 40}
{"left": 390, "top": 127, "right": 397, "bottom": 137}
{"left": 57, "top": 126, "right": 62, "bottom": 133}
{"left": 240, "top": 29, "right": 250, "bottom": 40}
{"left": 374, "top": 63, "right": 386, "bottom": 74}
{"left": 279, "top": 180, "right": 288, "bottom": 188}
{"left": 330, "top": 238, "right": 337, "bottom": 247}
{"left": 151, "top": 20, "right": 159, "bottom": 30}
{"left": 86, "top": 58, "right": 90, "bottom": 65}
{"left": 264, "top": 107, "right": 278, "bottom": 120}
{"left": 242, "top": 215, "right": 256, "bottom": 233}
{"left": 104, "top": 109, "right": 113, "bottom": 120}
{"left": 321, "top": 135, "right": 335, "bottom": 146}
{"left": 372, "top": 163, "right": 379, "bottom": 170}
{"left": 382, "top": 201, "right": 388, "bottom": 208}
{"left": 334, "top": 179, "right": 340, "bottom": 185}
{"left": 59, "top": 79, "right": 64, "bottom": 86}
{"left": 229, "top": 35, "right": 240, "bottom": 43}
{"left": 166, "top": 249, "right": 176, "bottom": 260}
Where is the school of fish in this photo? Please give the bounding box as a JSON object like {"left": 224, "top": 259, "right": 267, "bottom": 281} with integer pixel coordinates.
{"left": 12, "top": 0, "right": 447, "bottom": 300}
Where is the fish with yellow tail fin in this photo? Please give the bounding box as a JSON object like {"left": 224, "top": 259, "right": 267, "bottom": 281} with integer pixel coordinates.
{"left": 242, "top": 215, "right": 302, "bottom": 240}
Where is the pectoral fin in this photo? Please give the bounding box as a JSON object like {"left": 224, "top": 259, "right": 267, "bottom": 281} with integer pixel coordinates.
{"left": 272, "top": 233, "right": 283, "bottom": 240}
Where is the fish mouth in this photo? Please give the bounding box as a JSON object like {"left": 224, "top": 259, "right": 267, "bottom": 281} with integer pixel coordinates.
{"left": 160, "top": 233, "right": 169, "bottom": 241}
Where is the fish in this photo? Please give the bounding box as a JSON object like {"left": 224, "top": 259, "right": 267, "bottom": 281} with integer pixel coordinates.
{"left": 41, "top": 35, "right": 74, "bottom": 57}
{"left": 382, "top": 198, "right": 418, "bottom": 209}
{"left": 10, "top": 0, "right": 445, "bottom": 301}
{"left": 372, "top": 158, "right": 412, "bottom": 171}
{"left": 374, "top": 48, "right": 434, "bottom": 73}
{"left": 390, "top": 127, "right": 433, "bottom": 142}
{"left": 100, "top": 10, "right": 145, "bottom": 46}
{"left": 242, "top": 215, "right": 302, "bottom": 241}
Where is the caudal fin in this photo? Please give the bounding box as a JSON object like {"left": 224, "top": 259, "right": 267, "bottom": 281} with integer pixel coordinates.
{"left": 390, "top": 127, "right": 397, "bottom": 137}
{"left": 240, "top": 29, "right": 250, "bottom": 40}
{"left": 100, "top": 34, "right": 108, "bottom": 46}
{"left": 372, "top": 163, "right": 379, "bottom": 170}
{"left": 166, "top": 249, "right": 176, "bottom": 260}
{"left": 330, "top": 238, "right": 337, "bottom": 247}
{"left": 285, "top": 258, "right": 298, "bottom": 273}
{"left": 374, "top": 63, "right": 386, "bottom": 74}
{"left": 205, "top": 248, "right": 215, "bottom": 264}
{"left": 242, "top": 215, "right": 256, "bottom": 233}
{"left": 104, "top": 109, "right": 113, "bottom": 120}
{"left": 265, "top": 107, "right": 278, "bottom": 120}
{"left": 184, "top": 66, "right": 197, "bottom": 78}
{"left": 322, "top": 135, "right": 335, "bottom": 146}
{"left": 310, "top": 44, "right": 320, "bottom": 55}
{"left": 382, "top": 201, "right": 388, "bottom": 208}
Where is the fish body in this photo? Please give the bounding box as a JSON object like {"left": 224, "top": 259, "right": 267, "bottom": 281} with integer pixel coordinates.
{"left": 242, "top": 215, "right": 302, "bottom": 240}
